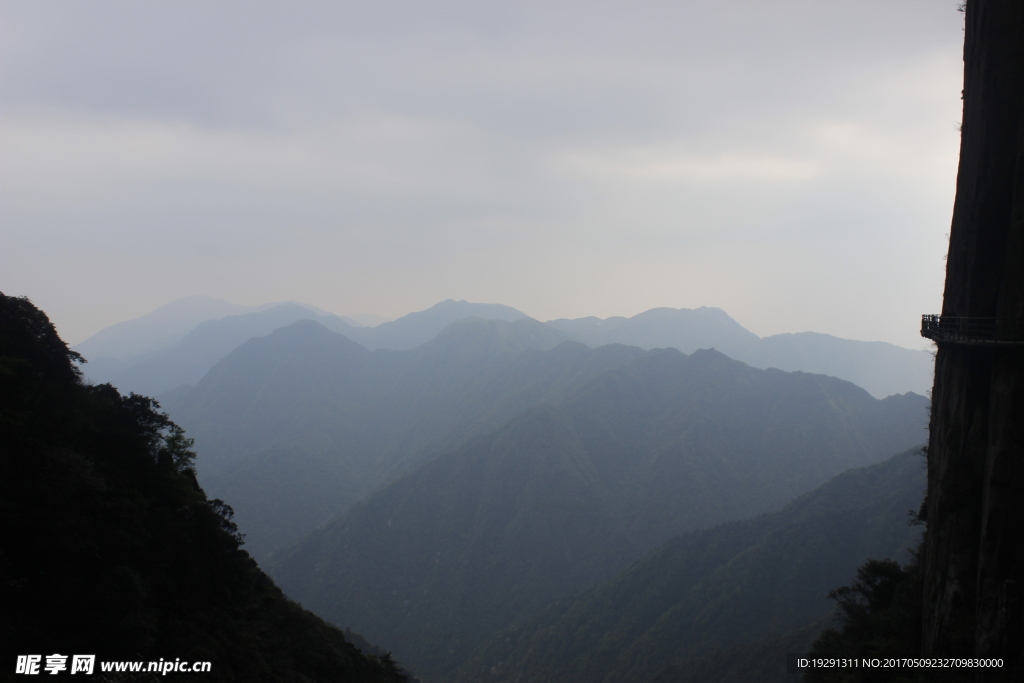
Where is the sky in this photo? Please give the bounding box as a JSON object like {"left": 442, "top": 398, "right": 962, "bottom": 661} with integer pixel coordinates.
{"left": 1, "top": 0, "right": 965, "bottom": 349}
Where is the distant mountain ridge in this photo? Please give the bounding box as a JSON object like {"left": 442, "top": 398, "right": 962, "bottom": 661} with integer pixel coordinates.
{"left": 79, "top": 299, "right": 531, "bottom": 396}
{"left": 80, "top": 303, "right": 364, "bottom": 396}
{"left": 65, "top": 295, "right": 935, "bottom": 683}
{"left": 265, "top": 341, "right": 928, "bottom": 680}
{"left": 548, "top": 307, "right": 933, "bottom": 398}
{"left": 351, "top": 299, "right": 528, "bottom": 351}
{"left": 546, "top": 306, "right": 761, "bottom": 359}
{"left": 163, "top": 318, "right": 642, "bottom": 559}
{"left": 80, "top": 298, "right": 932, "bottom": 400}
{"left": 73, "top": 295, "right": 256, "bottom": 361}
{"left": 73, "top": 295, "right": 362, "bottom": 361}
{"left": 65, "top": 295, "right": 937, "bottom": 681}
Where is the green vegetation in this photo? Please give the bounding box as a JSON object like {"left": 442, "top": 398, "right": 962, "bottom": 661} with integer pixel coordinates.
{"left": 0, "top": 293, "right": 407, "bottom": 682}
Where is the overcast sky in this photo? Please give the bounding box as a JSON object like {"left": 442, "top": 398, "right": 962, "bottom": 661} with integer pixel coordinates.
{"left": 2, "top": 1, "right": 965, "bottom": 348}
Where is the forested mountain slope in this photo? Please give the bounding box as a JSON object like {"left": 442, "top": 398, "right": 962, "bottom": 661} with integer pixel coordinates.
{"left": 268, "top": 349, "right": 928, "bottom": 680}
{"left": 0, "top": 293, "right": 406, "bottom": 682}
{"left": 458, "top": 447, "right": 925, "bottom": 683}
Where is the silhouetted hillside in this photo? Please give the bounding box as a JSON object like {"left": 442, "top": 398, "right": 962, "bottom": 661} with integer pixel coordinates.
{"left": 0, "top": 293, "right": 407, "bottom": 683}
{"left": 459, "top": 448, "right": 925, "bottom": 683}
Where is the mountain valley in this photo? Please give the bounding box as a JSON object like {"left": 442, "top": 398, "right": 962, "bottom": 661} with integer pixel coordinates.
{"left": 53, "top": 296, "right": 936, "bottom": 682}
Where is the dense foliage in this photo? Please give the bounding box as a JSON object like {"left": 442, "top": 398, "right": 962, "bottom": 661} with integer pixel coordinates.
{"left": 804, "top": 556, "right": 924, "bottom": 683}
{"left": 0, "top": 293, "right": 406, "bottom": 682}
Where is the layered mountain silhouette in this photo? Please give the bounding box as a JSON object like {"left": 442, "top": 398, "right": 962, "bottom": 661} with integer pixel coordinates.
{"left": 73, "top": 295, "right": 256, "bottom": 361}
{"left": 78, "top": 298, "right": 931, "bottom": 400}
{"left": 264, "top": 340, "right": 927, "bottom": 679}
{"left": 549, "top": 307, "right": 933, "bottom": 398}
{"left": 546, "top": 306, "right": 761, "bottom": 359}
{"left": 33, "top": 291, "right": 936, "bottom": 682}
{"left": 86, "top": 303, "right": 365, "bottom": 396}
{"left": 79, "top": 299, "right": 530, "bottom": 396}
{"left": 164, "top": 318, "right": 639, "bottom": 558}
{"left": 0, "top": 293, "right": 408, "bottom": 682}
{"left": 349, "top": 299, "right": 528, "bottom": 351}
{"left": 458, "top": 447, "right": 925, "bottom": 683}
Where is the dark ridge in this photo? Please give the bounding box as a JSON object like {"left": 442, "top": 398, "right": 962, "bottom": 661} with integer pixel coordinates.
{"left": 0, "top": 292, "right": 408, "bottom": 683}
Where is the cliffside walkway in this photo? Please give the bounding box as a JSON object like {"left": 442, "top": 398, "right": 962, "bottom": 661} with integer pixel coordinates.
{"left": 921, "top": 314, "right": 1024, "bottom": 346}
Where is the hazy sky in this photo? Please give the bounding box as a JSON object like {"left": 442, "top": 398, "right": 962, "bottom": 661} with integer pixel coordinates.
{"left": 2, "top": 1, "right": 964, "bottom": 348}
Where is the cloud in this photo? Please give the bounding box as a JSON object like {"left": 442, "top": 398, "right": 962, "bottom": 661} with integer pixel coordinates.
{"left": 0, "top": 0, "right": 965, "bottom": 348}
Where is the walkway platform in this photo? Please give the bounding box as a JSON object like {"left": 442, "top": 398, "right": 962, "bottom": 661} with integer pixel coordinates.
{"left": 921, "top": 314, "right": 1024, "bottom": 346}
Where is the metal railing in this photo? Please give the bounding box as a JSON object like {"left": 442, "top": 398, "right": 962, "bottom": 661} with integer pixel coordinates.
{"left": 921, "top": 314, "right": 1024, "bottom": 346}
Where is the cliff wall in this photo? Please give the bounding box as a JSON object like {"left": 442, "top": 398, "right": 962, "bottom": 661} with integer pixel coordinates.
{"left": 922, "top": 0, "right": 1024, "bottom": 677}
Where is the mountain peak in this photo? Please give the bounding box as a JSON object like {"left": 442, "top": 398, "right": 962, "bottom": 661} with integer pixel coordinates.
{"left": 416, "top": 317, "right": 568, "bottom": 361}
{"left": 359, "top": 300, "right": 530, "bottom": 351}
{"left": 73, "top": 295, "right": 255, "bottom": 361}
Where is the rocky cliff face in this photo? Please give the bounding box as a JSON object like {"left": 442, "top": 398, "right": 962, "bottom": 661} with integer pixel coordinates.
{"left": 922, "top": 0, "right": 1024, "bottom": 677}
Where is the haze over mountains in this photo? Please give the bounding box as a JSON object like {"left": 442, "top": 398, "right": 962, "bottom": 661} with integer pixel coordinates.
{"left": 75, "top": 296, "right": 932, "bottom": 399}
{"left": 163, "top": 319, "right": 636, "bottom": 558}
{"left": 59, "top": 294, "right": 934, "bottom": 682}
{"left": 460, "top": 447, "right": 926, "bottom": 683}
{"left": 263, "top": 341, "right": 926, "bottom": 679}
{"left": 73, "top": 295, "right": 258, "bottom": 361}
{"left": 547, "top": 307, "right": 931, "bottom": 399}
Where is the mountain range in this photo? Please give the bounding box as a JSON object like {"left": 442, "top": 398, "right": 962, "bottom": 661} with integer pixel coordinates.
{"left": 163, "top": 318, "right": 636, "bottom": 558}
{"left": 60, "top": 294, "right": 936, "bottom": 681}
{"left": 75, "top": 297, "right": 933, "bottom": 399}
{"left": 547, "top": 306, "right": 933, "bottom": 399}
{"left": 260, "top": 330, "right": 927, "bottom": 679}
